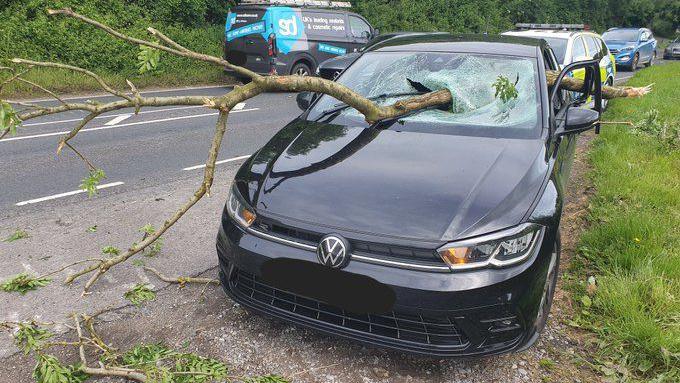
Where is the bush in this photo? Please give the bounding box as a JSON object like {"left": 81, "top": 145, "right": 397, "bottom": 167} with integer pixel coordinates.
{"left": 0, "top": 0, "right": 224, "bottom": 78}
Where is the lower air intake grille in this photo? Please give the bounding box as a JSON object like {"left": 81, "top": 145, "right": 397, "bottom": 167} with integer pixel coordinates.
{"left": 231, "top": 268, "right": 468, "bottom": 347}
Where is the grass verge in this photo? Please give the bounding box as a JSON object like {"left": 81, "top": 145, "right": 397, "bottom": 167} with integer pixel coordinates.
{"left": 3, "top": 65, "right": 230, "bottom": 100}
{"left": 569, "top": 62, "right": 679, "bottom": 381}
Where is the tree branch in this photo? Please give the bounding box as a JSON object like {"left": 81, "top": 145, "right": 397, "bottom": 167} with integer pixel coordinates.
{"left": 143, "top": 267, "right": 219, "bottom": 286}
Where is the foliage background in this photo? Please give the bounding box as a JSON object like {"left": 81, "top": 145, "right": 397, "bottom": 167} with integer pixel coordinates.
{"left": 354, "top": 0, "right": 679, "bottom": 37}
{"left": 0, "top": 0, "right": 677, "bottom": 81}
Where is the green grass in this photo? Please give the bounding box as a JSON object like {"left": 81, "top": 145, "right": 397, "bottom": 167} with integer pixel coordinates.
{"left": 3, "top": 65, "right": 229, "bottom": 99}
{"left": 572, "top": 62, "right": 680, "bottom": 381}
{"left": 1, "top": 24, "right": 233, "bottom": 99}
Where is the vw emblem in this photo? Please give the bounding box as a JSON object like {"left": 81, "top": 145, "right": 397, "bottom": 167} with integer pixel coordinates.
{"left": 317, "top": 234, "right": 350, "bottom": 269}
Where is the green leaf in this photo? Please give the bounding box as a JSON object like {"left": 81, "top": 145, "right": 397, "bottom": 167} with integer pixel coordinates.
{"left": 14, "top": 323, "right": 53, "bottom": 354}
{"left": 3, "top": 229, "right": 29, "bottom": 242}
{"left": 85, "top": 225, "right": 97, "bottom": 233}
{"left": 79, "top": 169, "right": 106, "bottom": 197}
{"left": 32, "top": 354, "right": 88, "bottom": 383}
{"left": 581, "top": 295, "right": 592, "bottom": 308}
{"left": 101, "top": 246, "right": 120, "bottom": 255}
{"left": 138, "top": 44, "right": 161, "bottom": 74}
{"left": 124, "top": 283, "right": 156, "bottom": 307}
{"left": 1, "top": 273, "right": 51, "bottom": 294}
{"left": 492, "top": 74, "right": 520, "bottom": 103}
{"left": 0, "top": 101, "right": 21, "bottom": 135}
{"left": 139, "top": 224, "right": 162, "bottom": 257}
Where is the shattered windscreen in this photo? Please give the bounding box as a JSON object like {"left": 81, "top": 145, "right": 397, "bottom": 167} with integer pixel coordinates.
{"left": 308, "top": 51, "right": 541, "bottom": 138}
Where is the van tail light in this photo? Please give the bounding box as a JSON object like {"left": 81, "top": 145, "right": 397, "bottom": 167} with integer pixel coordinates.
{"left": 268, "top": 33, "right": 277, "bottom": 57}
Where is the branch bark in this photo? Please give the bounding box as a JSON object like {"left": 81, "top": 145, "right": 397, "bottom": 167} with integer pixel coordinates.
{"left": 143, "top": 267, "right": 220, "bottom": 286}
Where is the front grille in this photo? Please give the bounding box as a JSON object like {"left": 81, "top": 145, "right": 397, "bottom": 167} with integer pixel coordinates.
{"left": 231, "top": 268, "right": 469, "bottom": 348}
{"left": 255, "top": 217, "right": 443, "bottom": 264}
{"left": 610, "top": 49, "right": 619, "bottom": 54}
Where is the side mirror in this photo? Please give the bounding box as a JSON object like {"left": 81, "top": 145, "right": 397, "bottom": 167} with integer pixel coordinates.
{"left": 372, "top": 29, "right": 380, "bottom": 38}
{"left": 296, "top": 91, "right": 315, "bottom": 110}
{"left": 562, "top": 107, "right": 600, "bottom": 134}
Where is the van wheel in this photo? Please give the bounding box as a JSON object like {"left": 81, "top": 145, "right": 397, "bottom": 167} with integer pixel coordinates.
{"left": 291, "top": 62, "right": 312, "bottom": 77}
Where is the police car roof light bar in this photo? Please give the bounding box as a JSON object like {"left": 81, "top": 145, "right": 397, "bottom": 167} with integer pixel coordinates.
{"left": 240, "top": 0, "right": 352, "bottom": 8}
{"left": 515, "top": 23, "right": 585, "bottom": 31}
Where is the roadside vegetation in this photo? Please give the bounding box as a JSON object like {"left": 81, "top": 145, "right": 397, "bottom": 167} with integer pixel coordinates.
{"left": 570, "top": 63, "right": 680, "bottom": 381}
{"left": 0, "top": 0, "right": 233, "bottom": 98}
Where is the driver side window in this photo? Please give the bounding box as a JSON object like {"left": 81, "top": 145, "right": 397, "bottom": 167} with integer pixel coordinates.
{"left": 349, "top": 16, "right": 371, "bottom": 39}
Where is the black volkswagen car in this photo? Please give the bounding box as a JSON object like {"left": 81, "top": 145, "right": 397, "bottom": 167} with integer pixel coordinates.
{"left": 217, "top": 34, "right": 602, "bottom": 357}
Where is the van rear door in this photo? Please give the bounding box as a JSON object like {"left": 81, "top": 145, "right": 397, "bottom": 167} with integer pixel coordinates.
{"left": 225, "top": 7, "right": 270, "bottom": 74}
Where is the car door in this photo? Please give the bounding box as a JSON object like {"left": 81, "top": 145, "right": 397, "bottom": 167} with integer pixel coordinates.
{"left": 585, "top": 35, "right": 612, "bottom": 85}
{"left": 545, "top": 49, "right": 575, "bottom": 189}
{"left": 348, "top": 15, "right": 372, "bottom": 53}
{"left": 639, "top": 30, "right": 653, "bottom": 61}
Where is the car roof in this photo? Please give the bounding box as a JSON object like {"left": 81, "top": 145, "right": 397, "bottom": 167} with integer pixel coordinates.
{"left": 504, "top": 30, "right": 574, "bottom": 39}
{"left": 231, "top": 5, "right": 352, "bottom": 15}
{"left": 606, "top": 27, "right": 644, "bottom": 31}
{"left": 504, "top": 30, "right": 604, "bottom": 40}
{"left": 365, "top": 33, "right": 545, "bottom": 57}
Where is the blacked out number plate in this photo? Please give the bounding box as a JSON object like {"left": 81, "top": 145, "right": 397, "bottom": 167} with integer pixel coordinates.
{"left": 260, "top": 258, "right": 395, "bottom": 315}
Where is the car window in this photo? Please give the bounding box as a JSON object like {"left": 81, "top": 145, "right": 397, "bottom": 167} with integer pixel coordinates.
{"left": 309, "top": 52, "right": 541, "bottom": 138}
{"left": 349, "top": 16, "right": 371, "bottom": 39}
{"left": 597, "top": 37, "right": 609, "bottom": 55}
{"left": 542, "top": 37, "right": 568, "bottom": 64}
{"left": 584, "top": 36, "right": 601, "bottom": 59}
{"left": 602, "top": 30, "right": 639, "bottom": 42}
{"left": 572, "top": 37, "right": 587, "bottom": 60}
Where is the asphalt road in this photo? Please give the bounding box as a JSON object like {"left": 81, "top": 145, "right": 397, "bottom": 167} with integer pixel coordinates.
{"left": 0, "top": 86, "right": 302, "bottom": 214}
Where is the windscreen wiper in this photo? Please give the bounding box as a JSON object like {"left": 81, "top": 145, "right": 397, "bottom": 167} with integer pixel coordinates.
{"left": 314, "top": 91, "right": 428, "bottom": 122}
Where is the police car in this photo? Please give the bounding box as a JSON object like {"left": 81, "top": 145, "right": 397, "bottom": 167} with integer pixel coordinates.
{"left": 503, "top": 24, "right": 615, "bottom": 108}
{"left": 224, "top": 0, "right": 375, "bottom": 81}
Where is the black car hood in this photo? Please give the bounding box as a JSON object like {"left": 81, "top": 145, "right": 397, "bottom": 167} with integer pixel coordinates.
{"left": 244, "top": 121, "right": 548, "bottom": 242}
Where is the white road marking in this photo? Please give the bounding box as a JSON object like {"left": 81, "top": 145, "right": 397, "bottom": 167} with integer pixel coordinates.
{"left": 1, "top": 108, "right": 259, "bottom": 143}
{"left": 182, "top": 155, "right": 251, "bottom": 171}
{"left": 16, "top": 182, "right": 125, "bottom": 206}
{"left": 104, "top": 114, "right": 132, "bottom": 126}
{"left": 8, "top": 84, "right": 230, "bottom": 103}
{"left": 233, "top": 102, "right": 246, "bottom": 110}
{"left": 23, "top": 105, "right": 208, "bottom": 127}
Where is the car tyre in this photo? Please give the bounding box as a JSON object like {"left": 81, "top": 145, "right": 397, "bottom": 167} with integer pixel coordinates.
{"left": 601, "top": 78, "right": 613, "bottom": 110}
{"left": 291, "top": 62, "right": 312, "bottom": 77}
{"left": 645, "top": 51, "right": 655, "bottom": 67}
{"left": 630, "top": 53, "right": 639, "bottom": 71}
{"left": 534, "top": 235, "right": 560, "bottom": 333}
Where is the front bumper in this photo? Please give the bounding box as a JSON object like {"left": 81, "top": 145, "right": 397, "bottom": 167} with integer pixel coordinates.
{"left": 612, "top": 50, "right": 636, "bottom": 66}
{"left": 663, "top": 49, "right": 680, "bottom": 59}
{"left": 216, "top": 214, "right": 556, "bottom": 357}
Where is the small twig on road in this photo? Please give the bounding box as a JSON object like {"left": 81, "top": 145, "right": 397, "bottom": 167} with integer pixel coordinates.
{"left": 143, "top": 266, "right": 220, "bottom": 287}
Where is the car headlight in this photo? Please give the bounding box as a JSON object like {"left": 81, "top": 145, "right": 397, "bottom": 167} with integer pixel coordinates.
{"left": 227, "top": 184, "right": 256, "bottom": 228}
{"left": 437, "top": 223, "right": 545, "bottom": 271}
